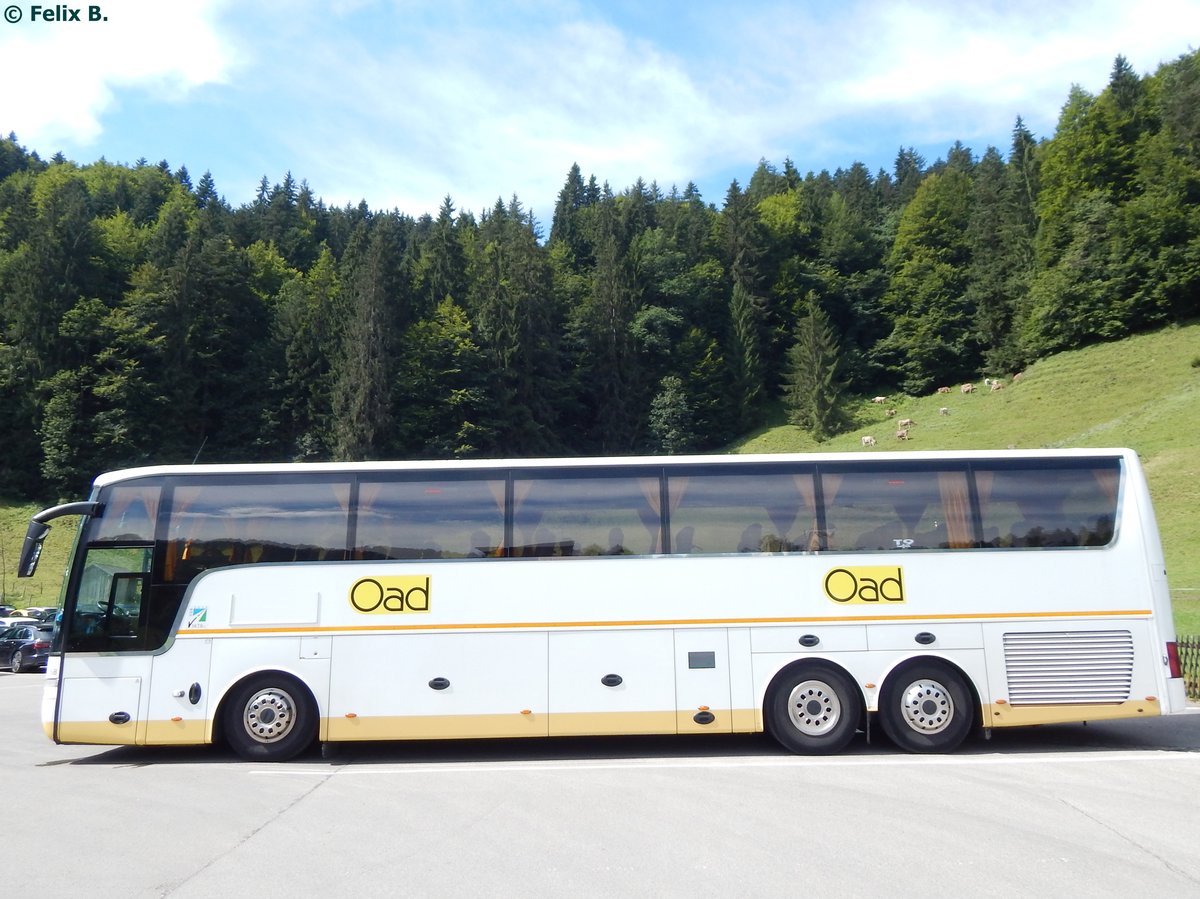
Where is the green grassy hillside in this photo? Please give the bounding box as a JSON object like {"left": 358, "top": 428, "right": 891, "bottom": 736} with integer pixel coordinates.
{"left": 738, "top": 321, "right": 1200, "bottom": 633}
{"left": 0, "top": 502, "right": 77, "bottom": 610}
{"left": 3, "top": 322, "right": 1197, "bottom": 633}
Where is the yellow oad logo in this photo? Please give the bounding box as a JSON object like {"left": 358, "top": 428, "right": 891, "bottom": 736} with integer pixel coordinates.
{"left": 823, "top": 566, "right": 905, "bottom": 603}
{"left": 350, "top": 576, "right": 431, "bottom": 614}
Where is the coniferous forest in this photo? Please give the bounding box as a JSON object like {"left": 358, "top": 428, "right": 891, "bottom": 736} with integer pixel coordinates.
{"left": 2, "top": 53, "right": 1198, "bottom": 501}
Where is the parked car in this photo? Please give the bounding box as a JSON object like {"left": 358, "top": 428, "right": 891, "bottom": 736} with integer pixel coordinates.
{"left": 0, "top": 623, "right": 54, "bottom": 672}
{"left": 0, "top": 616, "right": 39, "bottom": 628}
{"left": 15, "top": 607, "right": 57, "bottom": 622}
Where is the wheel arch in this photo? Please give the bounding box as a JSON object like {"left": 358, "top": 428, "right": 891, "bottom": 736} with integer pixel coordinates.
{"left": 876, "top": 654, "right": 985, "bottom": 731}
{"left": 762, "top": 656, "right": 867, "bottom": 740}
{"left": 210, "top": 667, "right": 321, "bottom": 750}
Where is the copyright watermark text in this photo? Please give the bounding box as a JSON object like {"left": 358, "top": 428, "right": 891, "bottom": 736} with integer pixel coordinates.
{"left": 4, "top": 5, "right": 109, "bottom": 23}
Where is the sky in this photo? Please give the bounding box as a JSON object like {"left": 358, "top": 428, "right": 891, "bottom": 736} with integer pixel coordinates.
{"left": 2, "top": 0, "right": 1199, "bottom": 224}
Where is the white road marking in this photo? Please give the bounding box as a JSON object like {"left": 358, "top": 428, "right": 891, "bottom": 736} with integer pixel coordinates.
{"left": 250, "top": 749, "right": 1200, "bottom": 776}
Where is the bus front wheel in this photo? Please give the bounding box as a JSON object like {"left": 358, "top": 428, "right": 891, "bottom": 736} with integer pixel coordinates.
{"left": 766, "top": 663, "right": 862, "bottom": 755}
{"left": 878, "top": 661, "right": 973, "bottom": 753}
{"left": 223, "top": 673, "right": 318, "bottom": 762}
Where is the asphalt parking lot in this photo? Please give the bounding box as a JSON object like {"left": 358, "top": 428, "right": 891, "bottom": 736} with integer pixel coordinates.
{"left": 3, "top": 670, "right": 1199, "bottom": 898}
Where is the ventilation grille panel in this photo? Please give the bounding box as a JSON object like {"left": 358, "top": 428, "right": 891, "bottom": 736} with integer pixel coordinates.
{"left": 1002, "top": 630, "right": 1134, "bottom": 704}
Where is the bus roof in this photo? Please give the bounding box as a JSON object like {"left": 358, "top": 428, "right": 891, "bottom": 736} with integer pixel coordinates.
{"left": 89, "top": 448, "right": 1139, "bottom": 489}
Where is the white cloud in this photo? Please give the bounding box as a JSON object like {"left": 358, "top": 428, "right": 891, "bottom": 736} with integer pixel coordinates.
{"left": 219, "top": 0, "right": 1200, "bottom": 213}
{"left": 706, "top": 0, "right": 1200, "bottom": 159}
{"left": 0, "top": 0, "right": 232, "bottom": 146}
{"left": 265, "top": 9, "right": 739, "bottom": 216}
{"left": 3, "top": 0, "right": 1198, "bottom": 217}
{"left": 833, "top": 1, "right": 1196, "bottom": 106}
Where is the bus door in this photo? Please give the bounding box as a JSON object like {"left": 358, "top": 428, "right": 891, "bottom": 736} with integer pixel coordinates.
{"left": 674, "top": 629, "right": 734, "bottom": 734}
{"left": 55, "top": 546, "right": 153, "bottom": 745}
{"left": 145, "top": 630, "right": 213, "bottom": 746}
{"left": 548, "top": 629, "right": 676, "bottom": 736}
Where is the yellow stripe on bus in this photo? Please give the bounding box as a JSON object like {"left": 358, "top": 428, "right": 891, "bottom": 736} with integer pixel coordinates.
{"left": 177, "top": 608, "right": 1153, "bottom": 637}
{"left": 984, "top": 699, "right": 1160, "bottom": 727}
{"left": 54, "top": 699, "right": 1165, "bottom": 749}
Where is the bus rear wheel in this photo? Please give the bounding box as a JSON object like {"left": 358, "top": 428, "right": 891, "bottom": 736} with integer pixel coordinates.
{"left": 878, "top": 661, "right": 973, "bottom": 753}
{"left": 766, "top": 663, "right": 862, "bottom": 755}
{"left": 223, "top": 673, "right": 318, "bottom": 762}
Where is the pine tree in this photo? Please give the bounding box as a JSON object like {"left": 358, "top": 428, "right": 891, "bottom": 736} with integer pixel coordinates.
{"left": 470, "top": 198, "right": 563, "bottom": 454}
{"left": 729, "top": 280, "right": 765, "bottom": 429}
{"left": 269, "top": 245, "right": 340, "bottom": 458}
{"left": 648, "top": 375, "right": 695, "bottom": 454}
{"left": 784, "top": 295, "right": 844, "bottom": 438}
{"left": 327, "top": 216, "right": 412, "bottom": 460}
{"left": 877, "top": 168, "right": 977, "bottom": 391}
{"left": 573, "top": 233, "right": 642, "bottom": 451}
{"left": 1, "top": 171, "right": 101, "bottom": 374}
{"left": 717, "top": 180, "right": 763, "bottom": 291}
{"left": 892, "top": 147, "right": 927, "bottom": 207}
{"left": 549, "top": 163, "right": 587, "bottom": 254}
{"left": 39, "top": 301, "right": 166, "bottom": 495}
{"left": 394, "top": 297, "right": 490, "bottom": 457}
{"left": 420, "top": 196, "right": 467, "bottom": 310}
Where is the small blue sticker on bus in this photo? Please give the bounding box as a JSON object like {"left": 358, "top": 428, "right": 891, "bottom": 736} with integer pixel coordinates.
{"left": 187, "top": 607, "right": 208, "bottom": 628}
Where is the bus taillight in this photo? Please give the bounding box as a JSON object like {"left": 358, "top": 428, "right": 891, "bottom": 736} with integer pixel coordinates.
{"left": 1166, "top": 642, "right": 1182, "bottom": 678}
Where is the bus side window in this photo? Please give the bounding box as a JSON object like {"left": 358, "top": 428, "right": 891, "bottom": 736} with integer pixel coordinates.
{"left": 668, "top": 468, "right": 813, "bottom": 554}
{"left": 166, "top": 480, "right": 351, "bottom": 581}
{"left": 107, "top": 572, "right": 147, "bottom": 637}
{"left": 823, "top": 473, "right": 904, "bottom": 551}
{"left": 824, "top": 467, "right": 971, "bottom": 551}
{"left": 512, "top": 473, "right": 661, "bottom": 557}
{"left": 90, "top": 482, "right": 160, "bottom": 543}
{"left": 974, "top": 462, "right": 1119, "bottom": 549}
{"left": 356, "top": 477, "right": 506, "bottom": 561}
{"left": 69, "top": 546, "right": 153, "bottom": 651}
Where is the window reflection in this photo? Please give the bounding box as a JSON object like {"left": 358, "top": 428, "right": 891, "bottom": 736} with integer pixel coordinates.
{"left": 976, "top": 463, "right": 1118, "bottom": 548}
{"left": 355, "top": 477, "right": 505, "bottom": 560}
{"left": 667, "top": 469, "right": 816, "bottom": 554}
{"left": 823, "top": 467, "right": 972, "bottom": 551}
{"left": 69, "top": 546, "right": 153, "bottom": 652}
{"left": 512, "top": 474, "right": 661, "bottom": 556}
{"left": 164, "top": 481, "right": 350, "bottom": 582}
{"left": 90, "top": 482, "right": 161, "bottom": 542}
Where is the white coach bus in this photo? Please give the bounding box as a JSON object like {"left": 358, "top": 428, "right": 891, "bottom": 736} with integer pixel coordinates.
{"left": 18, "top": 449, "right": 1187, "bottom": 761}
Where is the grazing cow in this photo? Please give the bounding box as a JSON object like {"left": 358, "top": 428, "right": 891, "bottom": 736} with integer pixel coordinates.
{"left": 961, "top": 383, "right": 975, "bottom": 394}
{"left": 897, "top": 418, "right": 915, "bottom": 428}
{"left": 939, "top": 407, "right": 950, "bottom": 415}
{"left": 937, "top": 386, "right": 951, "bottom": 394}
{"left": 872, "top": 396, "right": 888, "bottom": 404}
{"left": 895, "top": 428, "right": 910, "bottom": 440}
{"left": 861, "top": 435, "right": 877, "bottom": 447}
{"left": 885, "top": 408, "right": 897, "bottom": 417}
{"left": 1012, "top": 371, "right": 1024, "bottom": 382}
{"left": 990, "top": 379, "right": 1005, "bottom": 391}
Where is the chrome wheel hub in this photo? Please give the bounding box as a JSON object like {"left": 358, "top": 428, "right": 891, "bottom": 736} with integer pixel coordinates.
{"left": 243, "top": 687, "right": 297, "bottom": 744}
{"left": 786, "top": 679, "right": 843, "bottom": 736}
{"left": 898, "top": 679, "right": 954, "bottom": 734}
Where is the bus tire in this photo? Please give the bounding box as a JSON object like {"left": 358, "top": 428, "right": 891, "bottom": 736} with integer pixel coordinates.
{"left": 878, "top": 661, "right": 973, "bottom": 753}
{"left": 222, "top": 672, "right": 318, "bottom": 762}
{"left": 766, "top": 662, "right": 862, "bottom": 755}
